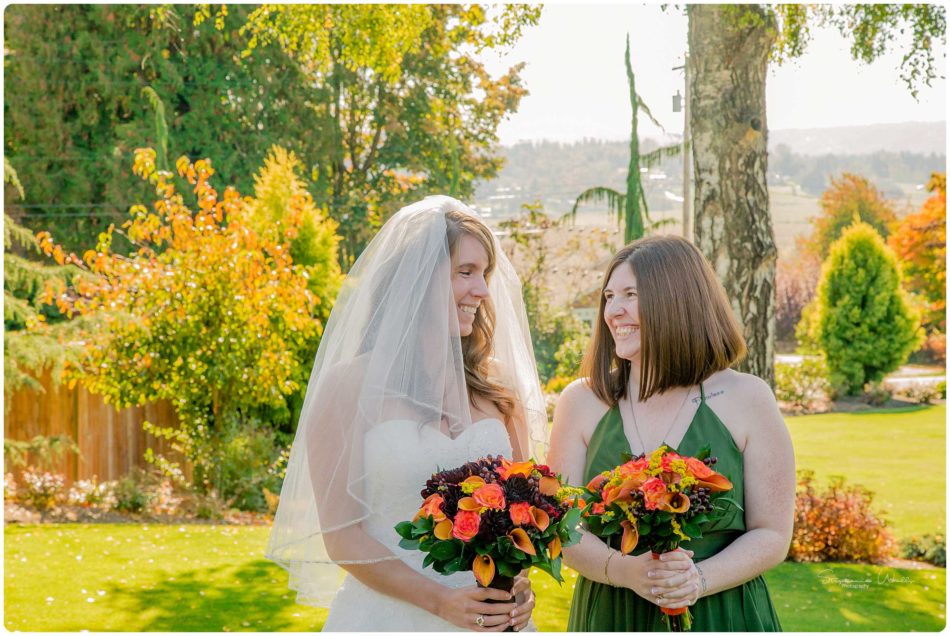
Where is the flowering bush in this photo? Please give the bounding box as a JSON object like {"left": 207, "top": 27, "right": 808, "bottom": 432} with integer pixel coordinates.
{"left": 4, "top": 473, "right": 17, "bottom": 502}
{"left": 774, "top": 358, "right": 831, "bottom": 412}
{"left": 20, "top": 470, "right": 65, "bottom": 510}
{"left": 149, "top": 479, "right": 183, "bottom": 515}
{"left": 789, "top": 471, "right": 895, "bottom": 564}
{"left": 66, "top": 477, "right": 116, "bottom": 508}
{"left": 900, "top": 534, "right": 946, "bottom": 567}
{"left": 894, "top": 383, "right": 943, "bottom": 405}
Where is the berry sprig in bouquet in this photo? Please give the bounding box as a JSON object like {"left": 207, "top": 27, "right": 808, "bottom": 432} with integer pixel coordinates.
{"left": 396, "top": 456, "right": 582, "bottom": 599}
{"left": 582, "top": 445, "right": 736, "bottom": 631}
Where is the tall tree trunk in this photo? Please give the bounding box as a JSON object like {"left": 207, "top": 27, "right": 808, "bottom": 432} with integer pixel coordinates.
{"left": 688, "top": 5, "right": 777, "bottom": 387}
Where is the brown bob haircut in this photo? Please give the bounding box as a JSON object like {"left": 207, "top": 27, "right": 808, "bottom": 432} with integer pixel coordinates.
{"left": 581, "top": 235, "right": 747, "bottom": 405}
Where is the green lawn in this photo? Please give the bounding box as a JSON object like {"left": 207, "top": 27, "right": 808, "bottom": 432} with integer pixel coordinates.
{"left": 5, "top": 406, "right": 946, "bottom": 631}
{"left": 786, "top": 404, "right": 945, "bottom": 538}
{"left": 4, "top": 524, "right": 945, "bottom": 632}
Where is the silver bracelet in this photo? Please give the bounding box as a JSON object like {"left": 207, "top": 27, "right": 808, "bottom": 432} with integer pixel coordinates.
{"left": 695, "top": 563, "right": 708, "bottom": 594}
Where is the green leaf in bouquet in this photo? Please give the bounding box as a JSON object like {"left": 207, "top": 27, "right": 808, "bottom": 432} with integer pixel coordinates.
{"left": 603, "top": 519, "right": 622, "bottom": 535}
{"left": 443, "top": 555, "right": 466, "bottom": 574}
{"left": 638, "top": 521, "right": 652, "bottom": 535}
{"left": 423, "top": 552, "right": 436, "bottom": 568}
{"left": 559, "top": 507, "right": 583, "bottom": 541}
{"left": 430, "top": 540, "right": 461, "bottom": 561}
{"left": 395, "top": 521, "right": 415, "bottom": 540}
{"left": 713, "top": 496, "right": 744, "bottom": 512}
{"left": 656, "top": 512, "right": 673, "bottom": 523}
{"left": 533, "top": 557, "right": 565, "bottom": 584}
{"left": 691, "top": 514, "right": 709, "bottom": 525}
{"left": 682, "top": 522, "right": 703, "bottom": 539}
{"left": 657, "top": 524, "right": 673, "bottom": 537}
{"left": 695, "top": 444, "right": 712, "bottom": 461}
{"left": 398, "top": 537, "right": 421, "bottom": 551}
{"left": 497, "top": 559, "right": 520, "bottom": 578}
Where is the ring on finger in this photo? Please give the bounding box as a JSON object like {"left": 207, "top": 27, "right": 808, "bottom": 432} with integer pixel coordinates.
{"left": 475, "top": 615, "right": 485, "bottom": 628}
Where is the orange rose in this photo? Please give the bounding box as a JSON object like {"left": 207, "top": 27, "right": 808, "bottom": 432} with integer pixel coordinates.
{"left": 452, "top": 510, "right": 481, "bottom": 542}
{"left": 590, "top": 502, "right": 606, "bottom": 515}
{"left": 413, "top": 493, "right": 446, "bottom": 522}
{"left": 473, "top": 483, "right": 506, "bottom": 510}
{"left": 509, "top": 502, "right": 532, "bottom": 526}
{"left": 619, "top": 458, "right": 649, "bottom": 476}
{"left": 640, "top": 477, "right": 668, "bottom": 511}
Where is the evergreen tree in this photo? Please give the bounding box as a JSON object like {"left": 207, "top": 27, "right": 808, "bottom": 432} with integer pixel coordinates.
{"left": 4, "top": 5, "right": 320, "bottom": 254}
{"left": 815, "top": 221, "right": 922, "bottom": 395}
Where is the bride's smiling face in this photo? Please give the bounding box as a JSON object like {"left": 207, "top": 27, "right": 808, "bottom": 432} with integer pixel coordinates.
{"left": 451, "top": 234, "right": 491, "bottom": 337}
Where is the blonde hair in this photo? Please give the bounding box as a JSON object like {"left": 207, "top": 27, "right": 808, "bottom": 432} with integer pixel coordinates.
{"left": 445, "top": 210, "right": 515, "bottom": 422}
{"left": 582, "top": 235, "right": 746, "bottom": 405}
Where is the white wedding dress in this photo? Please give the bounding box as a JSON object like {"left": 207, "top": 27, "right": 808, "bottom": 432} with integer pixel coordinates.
{"left": 322, "top": 418, "right": 514, "bottom": 632}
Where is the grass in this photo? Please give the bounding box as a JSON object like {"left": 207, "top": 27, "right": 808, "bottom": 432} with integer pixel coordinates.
{"left": 786, "top": 404, "right": 945, "bottom": 538}
{"left": 5, "top": 523, "right": 945, "bottom": 632}
{"left": 532, "top": 562, "right": 946, "bottom": 632}
{"left": 5, "top": 406, "right": 946, "bottom": 631}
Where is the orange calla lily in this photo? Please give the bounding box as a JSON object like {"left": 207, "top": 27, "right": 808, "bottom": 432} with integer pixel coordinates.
{"left": 457, "top": 497, "right": 482, "bottom": 511}
{"left": 685, "top": 458, "right": 733, "bottom": 492}
{"left": 498, "top": 459, "right": 535, "bottom": 480}
{"left": 660, "top": 492, "right": 690, "bottom": 513}
{"left": 539, "top": 475, "right": 560, "bottom": 496}
{"left": 586, "top": 473, "right": 608, "bottom": 491}
{"left": 529, "top": 506, "right": 550, "bottom": 531}
{"left": 549, "top": 534, "right": 562, "bottom": 559}
{"left": 434, "top": 518, "right": 454, "bottom": 540}
{"left": 508, "top": 527, "right": 537, "bottom": 555}
{"left": 461, "top": 475, "right": 486, "bottom": 491}
{"left": 473, "top": 554, "right": 496, "bottom": 587}
{"left": 620, "top": 520, "right": 639, "bottom": 554}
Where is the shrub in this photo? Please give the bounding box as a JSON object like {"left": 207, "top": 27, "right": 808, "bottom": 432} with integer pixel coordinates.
{"left": 544, "top": 376, "right": 573, "bottom": 394}
{"left": 895, "top": 383, "right": 942, "bottom": 405}
{"left": 939, "top": 381, "right": 947, "bottom": 399}
{"left": 19, "top": 469, "right": 65, "bottom": 511}
{"left": 197, "top": 419, "right": 288, "bottom": 512}
{"left": 862, "top": 381, "right": 892, "bottom": 406}
{"left": 148, "top": 479, "right": 183, "bottom": 516}
{"left": 789, "top": 471, "right": 896, "bottom": 564}
{"left": 112, "top": 472, "right": 151, "bottom": 513}
{"left": 66, "top": 477, "right": 116, "bottom": 508}
{"left": 900, "top": 534, "right": 946, "bottom": 567}
{"left": 774, "top": 358, "right": 830, "bottom": 412}
{"left": 814, "top": 222, "right": 922, "bottom": 395}
{"left": 553, "top": 330, "right": 589, "bottom": 381}
{"left": 4, "top": 473, "right": 16, "bottom": 502}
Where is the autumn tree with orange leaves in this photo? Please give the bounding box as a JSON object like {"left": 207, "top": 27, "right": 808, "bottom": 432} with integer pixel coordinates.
{"left": 888, "top": 172, "right": 946, "bottom": 361}
{"left": 37, "top": 148, "right": 332, "bottom": 495}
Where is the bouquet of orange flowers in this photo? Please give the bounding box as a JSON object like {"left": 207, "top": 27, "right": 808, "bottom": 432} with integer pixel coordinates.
{"left": 396, "top": 456, "right": 582, "bottom": 608}
{"left": 582, "top": 445, "right": 736, "bottom": 631}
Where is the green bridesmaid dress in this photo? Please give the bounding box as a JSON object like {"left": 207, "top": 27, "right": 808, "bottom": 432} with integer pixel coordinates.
{"left": 566, "top": 384, "right": 783, "bottom": 632}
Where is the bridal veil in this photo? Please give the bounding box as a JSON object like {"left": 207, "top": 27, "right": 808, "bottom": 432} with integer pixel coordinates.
{"left": 266, "top": 196, "right": 546, "bottom": 606}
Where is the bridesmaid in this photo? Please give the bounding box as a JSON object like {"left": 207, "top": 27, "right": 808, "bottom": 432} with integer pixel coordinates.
{"left": 548, "top": 235, "right": 794, "bottom": 631}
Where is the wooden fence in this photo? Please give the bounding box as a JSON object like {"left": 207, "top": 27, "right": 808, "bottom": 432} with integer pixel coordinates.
{"left": 4, "top": 371, "right": 186, "bottom": 485}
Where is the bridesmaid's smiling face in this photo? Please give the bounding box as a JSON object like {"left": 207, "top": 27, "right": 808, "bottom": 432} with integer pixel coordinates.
{"left": 603, "top": 262, "right": 641, "bottom": 362}
{"left": 451, "top": 233, "right": 490, "bottom": 337}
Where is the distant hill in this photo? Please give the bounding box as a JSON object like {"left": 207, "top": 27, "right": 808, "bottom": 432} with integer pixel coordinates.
{"left": 473, "top": 123, "right": 945, "bottom": 219}
{"left": 769, "top": 121, "right": 945, "bottom": 156}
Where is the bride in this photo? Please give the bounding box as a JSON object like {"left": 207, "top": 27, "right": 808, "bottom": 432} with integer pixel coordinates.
{"left": 266, "top": 196, "right": 548, "bottom": 631}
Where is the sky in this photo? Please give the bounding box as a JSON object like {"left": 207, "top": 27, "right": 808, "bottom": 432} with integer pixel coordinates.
{"left": 477, "top": 4, "right": 948, "bottom": 145}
